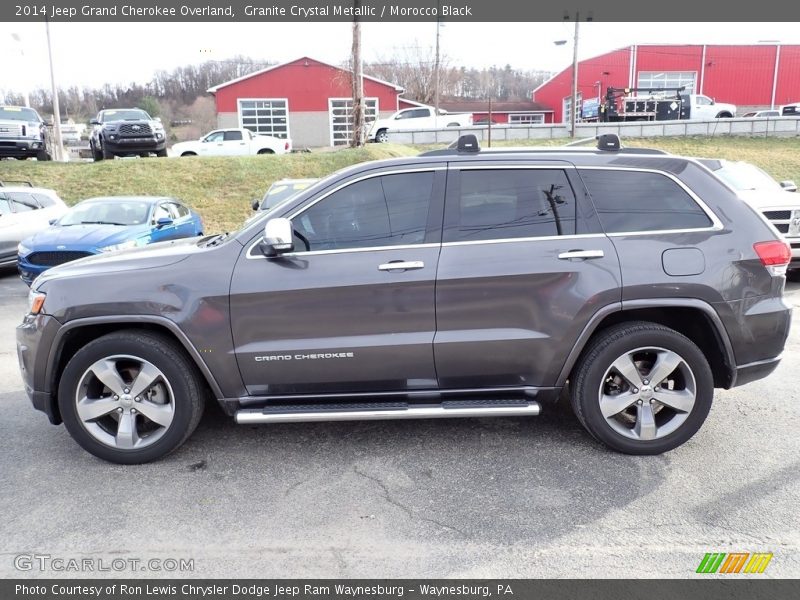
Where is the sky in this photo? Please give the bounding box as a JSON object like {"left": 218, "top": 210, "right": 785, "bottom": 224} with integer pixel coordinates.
{"left": 1, "top": 21, "right": 799, "bottom": 94}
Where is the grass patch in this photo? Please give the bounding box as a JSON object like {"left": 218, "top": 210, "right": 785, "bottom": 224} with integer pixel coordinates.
{"left": 2, "top": 136, "right": 798, "bottom": 233}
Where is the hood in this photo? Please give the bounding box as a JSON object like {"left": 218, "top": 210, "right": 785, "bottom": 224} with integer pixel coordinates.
{"left": 26, "top": 223, "right": 151, "bottom": 250}
{"left": 33, "top": 236, "right": 207, "bottom": 287}
{"left": 736, "top": 189, "right": 800, "bottom": 210}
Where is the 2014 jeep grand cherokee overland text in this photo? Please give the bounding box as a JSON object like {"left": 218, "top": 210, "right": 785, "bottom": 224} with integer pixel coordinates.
{"left": 16, "top": 135, "right": 791, "bottom": 464}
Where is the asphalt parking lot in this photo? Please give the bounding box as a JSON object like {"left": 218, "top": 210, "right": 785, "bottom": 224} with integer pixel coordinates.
{"left": 0, "top": 266, "right": 798, "bottom": 579}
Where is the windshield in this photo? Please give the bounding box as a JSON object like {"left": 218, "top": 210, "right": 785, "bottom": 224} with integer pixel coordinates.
{"left": 0, "top": 107, "right": 40, "bottom": 122}
{"left": 711, "top": 162, "right": 782, "bottom": 192}
{"left": 101, "top": 109, "right": 150, "bottom": 123}
{"left": 59, "top": 200, "right": 151, "bottom": 226}
{"left": 261, "top": 180, "right": 319, "bottom": 210}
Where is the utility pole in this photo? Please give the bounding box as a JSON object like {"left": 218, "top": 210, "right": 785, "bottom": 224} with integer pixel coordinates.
{"left": 570, "top": 14, "right": 580, "bottom": 139}
{"left": 434, "top": 2, "right": 441, "bottom": 115}
{"left": 45, "top": 18, "right": 65, "bottom": 161}
{"left": 350, "top": 2, "right": 365, "bottom": 147}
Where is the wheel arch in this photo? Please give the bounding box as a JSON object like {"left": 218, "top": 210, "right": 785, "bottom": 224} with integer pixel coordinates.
{"left": 45, "top": 316, "right": 224, "bottom": 423}
{"left": 558, "top": 299, "right": 736, "bottom": 390}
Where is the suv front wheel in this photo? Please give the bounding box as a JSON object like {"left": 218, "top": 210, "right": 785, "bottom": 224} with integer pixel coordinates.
{"left": 58, "top": 331, "right": 205, "bottom": 464}
{"left": 570, "top": 322, "right": 713, "bottom": 455}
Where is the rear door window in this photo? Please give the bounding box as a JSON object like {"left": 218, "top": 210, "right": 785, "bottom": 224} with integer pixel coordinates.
{"left": 579, "top": 169, "right": 713, "bottom": 233}
{"left": 443, "top": 168, "right": 576, "bottom": 242}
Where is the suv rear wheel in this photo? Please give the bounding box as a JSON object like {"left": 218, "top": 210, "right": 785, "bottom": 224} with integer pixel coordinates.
{"left": 58, "top": 331, "right": 205, "bottom": 464}
{"left": 570, "top": 322, "right": 713, "bottom": 455}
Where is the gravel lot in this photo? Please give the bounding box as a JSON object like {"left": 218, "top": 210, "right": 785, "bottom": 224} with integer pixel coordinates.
{"left": 1, "top": 266, "right": 798, "bottom": 579}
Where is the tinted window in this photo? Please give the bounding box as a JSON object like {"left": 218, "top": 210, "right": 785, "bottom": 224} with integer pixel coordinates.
{"left": 205, "top": 132, "right": 224, "bottom": 142}
{"left": 580, "top": 169, "right": 713, "bottom": 233}
{"left": 292, "top": 172, "right": 434, "bottom": 251}
{"left": 224, "top": 130, "right": 243, "bottom": 141}
{"left": 444, "top": 169, "right": 576, "bottom": 242}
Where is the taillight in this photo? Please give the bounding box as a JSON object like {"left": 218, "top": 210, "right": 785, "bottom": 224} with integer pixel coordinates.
{"left": 284, "top": 141, "right": 290, "bottom": 151}
{"left": 754, "top": 240, "right": 791, "bottom": 275}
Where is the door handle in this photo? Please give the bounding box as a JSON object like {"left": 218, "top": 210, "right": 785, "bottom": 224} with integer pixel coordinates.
{"left": 378, "top": 260, "right": 425, "bottom": 271}
{"left": 557, "top": 249, "right": 605, "bottom": 260}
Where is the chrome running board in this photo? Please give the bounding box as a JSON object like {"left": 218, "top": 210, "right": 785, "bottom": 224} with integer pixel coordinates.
{"left": 235, "top": 399, "right": 541, "bottom": 425}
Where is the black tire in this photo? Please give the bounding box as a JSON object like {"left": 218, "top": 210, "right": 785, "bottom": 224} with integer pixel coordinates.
{"left": 375, "top": 129, "right": 389, "bottom": 143}
{"left": 36, "top": 148, "right": 51, "bottom": 161}
{"left": 716, "top": 112, "right": 733, "bottom": 118}
{"left": 102, "top": 143, "right": 115, "bottom": 160}
{"left": 156, "top": 149, "right": 168, "bottom": 157}
{"left": 570, "top": 321, "right": 713, "bottom": 455}
{"left": 91, "top": 142, "right": 103, "bottom": 162}
{"left": 181, "top": 152, "right": 197, "bottom": 157}
{"left": 257, "top": 148, "right": 275, "bottom": 155}
{"left": 58, "top": 330, "right": 205, "bottom": 464}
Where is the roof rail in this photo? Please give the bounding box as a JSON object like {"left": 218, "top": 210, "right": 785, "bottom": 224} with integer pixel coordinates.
{"left": 0, "top": 180, "right": 33, "bottom": 187}
{"left": 419, "top": 133, "right": 668, "bottom": 157}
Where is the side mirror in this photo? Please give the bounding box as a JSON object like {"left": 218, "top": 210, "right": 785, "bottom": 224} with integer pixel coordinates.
{"left": 89, "top": 119, "right": 100, "bottom": 125}
{"left": 780, "top": 180, "right": 798, "bottom": 193}
{"left": 156, "top": 217, "right": 173, "bottom": 228}
{"left": 252, "top": 199, "right": 260, "bottom": 211}
{"left": 260, "top": 217, "right": 294, "bottom": 257}
{"left": 48, "top": 218, "right": 57, "bottom": 225}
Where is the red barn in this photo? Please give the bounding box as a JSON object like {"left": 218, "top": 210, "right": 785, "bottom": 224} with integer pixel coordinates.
{"left": 533, "top": 44, "right": 800, "bottom": 123}
{"left": 208, "top": 56, "right": 404, "bottom": 148}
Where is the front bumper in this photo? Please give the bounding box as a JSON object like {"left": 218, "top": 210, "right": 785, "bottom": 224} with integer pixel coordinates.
{"left": 16, "top": 312, "right": 63, "bottom": 424}
{"left": 0, "top": 138, "right": 43, "bottom": 157}
{"left": 17, "top": 259, "right": 50, "bottom": 286}
{"left": 104, "top": 135, "right": 166, "bottom": 154}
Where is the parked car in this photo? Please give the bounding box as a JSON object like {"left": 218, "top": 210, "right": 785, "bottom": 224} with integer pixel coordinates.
{"left": 0, "top": 182, "right": 67, "bottom": 267}
{"left": 89, "top": 109, "right": 167, "bottom": 160}
{"left": 170, "top": 128, "right": 291, "bottom": 157}
{"left": 781, "top": 102, "right": 799, "bottom": 116}
{"left": 16, "top": 134, "right": 791, "bottom": 464}
{"left": 742, "top": 110, "right": 781, "bottom": 118}
{"left": 368, "top": 107, "right": 473, "bottom": 142}
{"left": 698, "top": 158, "right": 800, "bottom": 268}
{"left": 17, "top": 196, "right": 203, "bottom": 284}
{"left": 0, "top": 105, "right": 51, "bottom": 161}
{"left": 251, "top": 178, "right": 320, "bottom": 212}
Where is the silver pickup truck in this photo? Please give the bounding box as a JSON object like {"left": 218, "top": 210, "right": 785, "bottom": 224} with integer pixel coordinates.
{"left": 0, "top": 106, "right": 51, "bottom": 161}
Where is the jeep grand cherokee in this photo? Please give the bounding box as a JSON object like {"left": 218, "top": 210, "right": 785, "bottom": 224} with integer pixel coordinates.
{"left": 16, "top": 135, "right": 791, "bottom": 463}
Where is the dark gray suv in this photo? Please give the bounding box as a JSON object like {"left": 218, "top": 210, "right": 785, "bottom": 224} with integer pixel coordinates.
{"left": 16, "top": 135, "right": 792, "bottom": 463}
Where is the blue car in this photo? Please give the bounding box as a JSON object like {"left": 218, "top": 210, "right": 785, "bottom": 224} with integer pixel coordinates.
{"left": 17, "top": 196, "right": 203, "bottom": 285}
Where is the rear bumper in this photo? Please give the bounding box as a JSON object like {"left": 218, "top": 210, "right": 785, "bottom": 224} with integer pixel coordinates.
{"left": 734, "top": 355, "right": 782, "bottom": 387}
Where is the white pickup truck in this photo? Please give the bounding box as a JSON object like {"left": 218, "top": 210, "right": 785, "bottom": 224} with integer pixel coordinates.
{"left": 169, "top": 128, "right": 291, "bottom": 157}
{"left": 368, "top": 107, "right": 473, "bottom": 142}
{"left": 680, "top": 93, "right": 736, "bottom": 119}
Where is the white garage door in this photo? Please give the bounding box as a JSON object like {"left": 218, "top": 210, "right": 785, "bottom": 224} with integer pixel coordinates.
{"left": 239, "top": 99, "right": 289, "bottom": 139}
{"left": 329, "top": 98, "right": 378, "bottom": 146}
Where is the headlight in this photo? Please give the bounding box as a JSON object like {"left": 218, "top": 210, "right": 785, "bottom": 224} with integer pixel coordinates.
{"left": 99, "top": 240, "right": 138, "bottom": 252}
{"left": 27, "top": 290, "right": 46, "bottom": 315}
{"left": 17, "top": 242, "right": 31, "bottom": 256}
